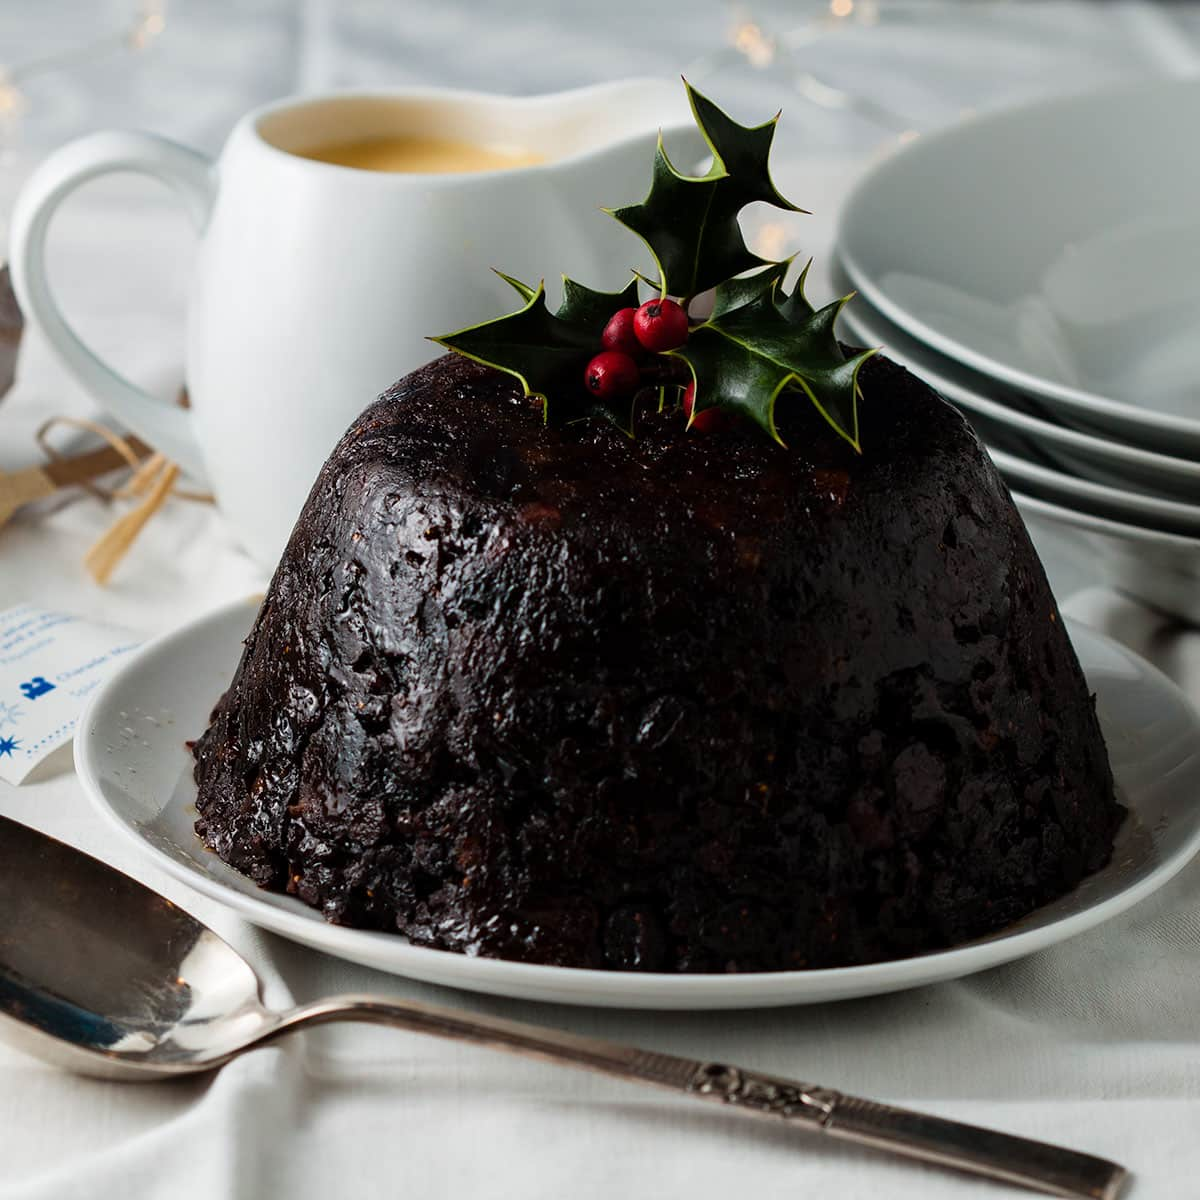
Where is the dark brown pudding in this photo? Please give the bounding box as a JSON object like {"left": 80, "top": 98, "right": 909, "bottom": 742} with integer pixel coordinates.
{"left": 193, "top": 352, "right": 1121, "bottom": 972}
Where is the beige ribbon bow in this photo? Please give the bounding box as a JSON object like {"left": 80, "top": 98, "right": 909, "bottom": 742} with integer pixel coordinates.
{"left": 35, "top": 416, "right": 211, "bottom": 585}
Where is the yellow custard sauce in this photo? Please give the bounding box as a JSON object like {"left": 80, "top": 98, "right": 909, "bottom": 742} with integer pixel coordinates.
{"left": 299, "top": 135, "right": 545, "bottom": 174}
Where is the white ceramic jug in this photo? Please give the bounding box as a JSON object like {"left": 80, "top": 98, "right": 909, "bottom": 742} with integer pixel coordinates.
{"left": 9, "top": 80, "right": 702, "bottom": 566}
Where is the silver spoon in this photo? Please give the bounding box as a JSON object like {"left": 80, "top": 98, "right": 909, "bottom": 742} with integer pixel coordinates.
{"left": 0, "top": 815, "right": 1126, "bottom": 1199}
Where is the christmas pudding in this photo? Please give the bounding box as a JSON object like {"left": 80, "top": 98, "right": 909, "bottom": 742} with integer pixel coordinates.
{"left": 193, "top": 84, "right": 1122, "bottom": 972}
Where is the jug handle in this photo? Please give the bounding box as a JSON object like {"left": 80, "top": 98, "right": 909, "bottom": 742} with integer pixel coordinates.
{"left": 9, "top": 131, "right": 213, "bottom": 478}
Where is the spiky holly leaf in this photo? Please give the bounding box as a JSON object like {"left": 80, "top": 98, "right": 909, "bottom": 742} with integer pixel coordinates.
{"left": 556, "top": 276, "right": 640, "bottom": 326}
{"left": 687, "top": 86, "right": 805, "bottom": 214}
{"left": 607, "top": 142, "right": 753, "bottom": 304}
{"left": 431, "top": 276, "right": 645, "bottom": 431}
{"left": 495, "top": 270, "right": 538, "bottom": 304}
{"left": 774, "top": 261, "right": 880, "bottom": 441}
{"left": 709, "top": 257, "right": 791, "bottom": 320}
{"left": 607, "top": 80, "right": 802, "bottom": 301}
{"left": 495, "top": 272, "right": 641, "bottom": 329}
{"left": 431, "top": 282, "right": 595, "bottom": 414}
{"left": 775, "top": 258, "right": 816, "bottom": 325}
{"left": 673, "top": 263, "right": 876, "bottom": 449}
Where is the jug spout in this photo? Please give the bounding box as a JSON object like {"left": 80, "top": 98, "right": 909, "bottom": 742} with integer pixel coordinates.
{"left": 506, "top": 78, "right": 711, "bottom": 295}
{"left": 521, "top": 77, "right": 701, "bottom": 163}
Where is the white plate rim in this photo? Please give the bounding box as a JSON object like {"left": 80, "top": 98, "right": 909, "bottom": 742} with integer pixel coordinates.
{"left": 836, "top": 76, "right": 1200, "bottom": 447}
{"left": 76, "top": 599, "right": 1200, "bottom": 1010}
{"left": 837, "top": 290, "right": 1200, "bottom": 491}
{"left": 985, "top": 446, "right": 1200, "bottom": 535}
{"left": 1013, "top": 488, "right": 1200, "bottom": 551}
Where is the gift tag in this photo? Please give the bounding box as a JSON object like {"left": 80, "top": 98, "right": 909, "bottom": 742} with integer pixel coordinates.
{"left": 0, "top": 604, "right": 140, "bottom": 785}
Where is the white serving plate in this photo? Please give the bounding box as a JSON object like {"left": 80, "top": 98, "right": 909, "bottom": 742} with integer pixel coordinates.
{"left": 76, "top": 599, "right": 1200, "bottom": 1010}
{"left": 837, "top": 289, "right": 1200, "bottom": 502}
{"left": 837, "top": 77, "right": 1200, "bottom": 455}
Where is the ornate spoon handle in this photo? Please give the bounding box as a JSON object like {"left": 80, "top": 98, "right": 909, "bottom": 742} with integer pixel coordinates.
{"left": 270, "top": 994, "right": 1126, "bottom": 1200}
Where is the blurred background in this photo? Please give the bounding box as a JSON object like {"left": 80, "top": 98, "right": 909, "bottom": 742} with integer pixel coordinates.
{"left": 4, "top": 0, "right": 1195, "bottom": 356}
{"left": 3, "top": 1, "right": 1198, "bottom": 158}
{"left": 3, "top": 0, "right": 1200, "bottom": 601}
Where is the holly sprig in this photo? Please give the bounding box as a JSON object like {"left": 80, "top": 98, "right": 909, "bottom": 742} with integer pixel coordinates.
{"left": 431, "top": 80, "right": 875, "bottom": 450}
{"left": 677, "top": 260, "right": 874, "bottom": 447}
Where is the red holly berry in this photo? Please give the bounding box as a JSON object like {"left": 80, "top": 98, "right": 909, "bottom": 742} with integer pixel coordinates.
{"left": 682, "top": 381, "right": 731, "bottom": 433}
{"left": 633, "top": 298, "right": 689, "bottom": 352}
{"left": 585, "top": 350, "right": 640, "bottom": 399}
{"left": 601, "top": 307, "right": 641, "bottom": 356}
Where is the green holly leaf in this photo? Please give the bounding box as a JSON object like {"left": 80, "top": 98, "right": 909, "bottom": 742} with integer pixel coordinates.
{"left": 555, "top": 276, "right": 640, "bottom": 326}
{"left": 775, "top": 258, "right": 816, "bottom": 324}
{"left": 774, "top": 266, "right": 878, "bottom": 446}
{"left": 607, "top": 142, "right": 755, "bottom": 303}
{"left": 674, "top": 266, "right": 876, "bottom": 450}
{"left": 686, "top": 85, "right": 806, "bottom": 215}
{"left": 709, "top": 258, "right": 791, "bottom": 320}
{"left": 431, "top": 282, "right": 595, "bottom": 415}
{"left": 607, "top": 80, "right": 802, "bottom": 301}
{"left": 431, "top": 275, "right": 646, "bottom": 432}
{"left": 495, "top": 270, "right": 538, "bottom": 304}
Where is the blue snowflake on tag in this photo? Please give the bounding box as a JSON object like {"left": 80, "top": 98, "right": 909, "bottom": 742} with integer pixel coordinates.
{"left": 0, "top": 735, "right": 20, "bottom": 758}
{"left": 0, "top": 701, "right": 21, "bottom": 730}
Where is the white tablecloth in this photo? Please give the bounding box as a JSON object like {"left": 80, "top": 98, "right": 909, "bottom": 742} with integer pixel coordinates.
{"left": 2, "top": 3, "right": 1200, "bottom": 1197}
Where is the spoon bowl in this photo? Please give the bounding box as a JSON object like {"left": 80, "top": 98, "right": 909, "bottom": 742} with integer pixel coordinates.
{"left": 0, "top": 815, "right": 271, "bottom": 1080}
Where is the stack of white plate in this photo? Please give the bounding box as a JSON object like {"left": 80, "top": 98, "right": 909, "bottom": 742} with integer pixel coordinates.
{"left": 834, "top": 77, "right": 1200, "bottom": 625}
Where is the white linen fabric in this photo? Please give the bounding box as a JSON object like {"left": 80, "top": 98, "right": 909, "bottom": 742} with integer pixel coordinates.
{"left": 1, "top": 2, "right": 1199, "bottom": 1197}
